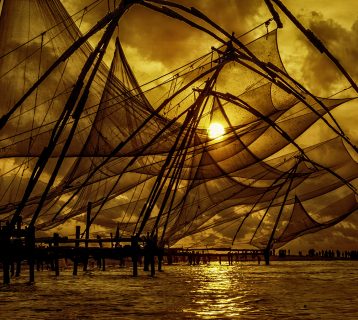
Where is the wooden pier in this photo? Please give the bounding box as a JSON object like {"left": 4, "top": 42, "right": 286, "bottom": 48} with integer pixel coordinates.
{"left": 1, "top": 216, "right": 268, "bottom": 285}
{"left": 0, "top": 222, "right": 163, "bottom": 284}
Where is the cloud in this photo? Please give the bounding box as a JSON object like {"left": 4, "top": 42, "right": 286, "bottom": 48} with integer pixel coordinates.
{"left": 119, "top": 0, "right": 265, "bottom": 67}
{"left": 297, "top": 11, "right": 358, "bottom": 96}
{"left": 285, "top": 212, "right": 358, "bottom": 252}
{"left": 63, "top": 0, "right": 268, "bottom": 80}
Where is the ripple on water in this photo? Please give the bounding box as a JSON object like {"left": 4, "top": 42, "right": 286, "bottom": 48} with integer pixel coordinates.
{"left": 0, "top": 261, "right": 357, "bottom": 319}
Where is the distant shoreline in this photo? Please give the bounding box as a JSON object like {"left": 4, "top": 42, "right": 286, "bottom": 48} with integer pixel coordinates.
{"left": 270, "top": 255, "right": 358, "bottom": 261}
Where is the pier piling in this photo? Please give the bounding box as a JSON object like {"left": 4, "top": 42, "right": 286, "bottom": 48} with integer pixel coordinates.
{"left": 97, "top": 235, "right": 105, "bottom": 271}
{"left": 150, "top": 254, "right": 155, "bottom": 277}
{"left": 83, "top": 202, "right": 91, "bottom": 271}
{"left": 27, "top": 226, "right": 35, "bottom": 283}
{"left": 3, "top": 260, "right": 10, "bottom": 285}
{"left": 15, "top": 259, "right": 21, "bottom": 277}
{"left": 158, "top": 248, "right": 163, "bottom": 272}
{"left": 264, "top": 248, "right": 270, "bottom": 265}
{"left": 131, "top": 236, "right": 138, "bottom": 277}
{"left": 54, "top": 233, "right": 60, "bottom": 276}
{"left": 1, "top": 226, "right": 11, "bottom": 284}
{"left": 73, "top": 226, "right": 80, "bottom": 276}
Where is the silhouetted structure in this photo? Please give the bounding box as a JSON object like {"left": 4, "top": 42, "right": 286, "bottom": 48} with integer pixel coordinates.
{"left": 0, "top": 0, "right": 357, "bottom": 277}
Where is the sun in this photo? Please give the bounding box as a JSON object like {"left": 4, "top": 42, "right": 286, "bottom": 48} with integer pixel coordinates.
{"left": 208, "top": 122, "right": 225, "bottom": 139}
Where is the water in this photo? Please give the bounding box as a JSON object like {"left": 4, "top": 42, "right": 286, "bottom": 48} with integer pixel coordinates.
{"left": 1, "top": 260, "right": 357, "bottom": 319}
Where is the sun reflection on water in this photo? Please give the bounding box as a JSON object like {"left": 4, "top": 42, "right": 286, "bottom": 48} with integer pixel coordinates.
{"left": 184, "top": 264, "right": 254, "bottom": 319}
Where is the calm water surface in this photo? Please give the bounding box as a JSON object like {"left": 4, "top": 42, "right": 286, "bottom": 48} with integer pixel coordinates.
{"left": 0, "top": 260, "right": 357, "bottom": 319}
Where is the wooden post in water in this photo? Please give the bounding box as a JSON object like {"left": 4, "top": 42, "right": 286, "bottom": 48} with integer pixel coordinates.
{"left": 102, "top": 256, "right": 106, "bottom": 271}
{"left": 27, "top": 225, "right": 35, "bottom": 283}
{"left": 150, "top": 253, "right": 155, "bottom": 277}
{"left": 15, "top": 258, "right": 21, "bottom": 277}
{"left": 73, "top": 226, "right": 80, "bottom": 276}
{"left": 97, "top": 235, "right": 105, "bottom": 271}
{"left": 10, "top": 261, "right": 15, "bottom": 277}
{"left": 143, "top": 252, "right": 149, "bottom": 271}
{"left": 15, "top": 216, "right": 22, "bottom": 277}
{"left": 264, "top": 248, "right": 270, "bottom": 265}
{"left": 3, "top": 259, "right": 10, "bottom": 284}
{"left": 143, "top": 233, "right": 149, "bottom": 271}
{"left": 83, "top": 202, "right": 91, "bottom": 271}
{"left": 53, "top": 233, "right": 60, "bottom": 276}
{"left": 131, "top": 235, "right": 138, "bottom": 277}
{"left": 157, "top": 247, "right": 163, "bottom": 272}
{"left": 150, "top": 235, "right": 156, "bottom": 277}
{"left": 1, "top": 226, "right": 11, "bottom": 284}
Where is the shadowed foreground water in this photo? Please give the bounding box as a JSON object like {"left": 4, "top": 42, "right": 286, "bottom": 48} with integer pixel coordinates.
{"left": 0, "top": 260, "right": 357, "bottom": 319}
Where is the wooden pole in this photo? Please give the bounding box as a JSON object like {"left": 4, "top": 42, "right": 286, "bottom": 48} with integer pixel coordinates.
{"left": 131, "top": 236, "right": 138, "bottom": 277}
{"left": 143, "top": 252, "right": 149, "bottom": 271}
{"left": 10, "top": 260, "right": 15, "bottom": 277}
{"left": 53, "top": 233, "right": 60, "bottom": 276}
{"left": 264, "top": 248, "right": 270, "bottom": 265}
{"left": 149, "top": 235, "right": 155, "bottom": 277}
{"left": 28, "top": 226, "right": 35, "bottom": 283}
{"left": 102, "top": 256, "right": 106, "bottom": 271}
{"left": 143, "top": 233, "right": 149, "bottom": 271}
{"left": 15, "top": 258, "right": 21, "bottom": 277}
{"left": 2, "top": 227, "right": 10, "bottom": 284}
{"left": 14, "top": 216, "right": 22, "bottom": 278}
{"left": 158, "top": 248, "right": 163, "bottom": 272}
{"left": 150, "top": 253, "right": 155, "bottom": 277}
{"left": 3, "top": 260, "right": 10, "bottom": 284}
{"left": 97, "top": 235, "right": 104, "bottom": 271}
{"left": 73, "top": 226, "right": 80, "bottom": 276}
{"left": 83, "top": 202, "right": 91, "bottom": 271}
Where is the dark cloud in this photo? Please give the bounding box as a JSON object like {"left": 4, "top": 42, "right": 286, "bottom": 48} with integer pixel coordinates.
{"left": 286, "top": 212, "right": 358, "bottom": 252}
{"left": 63, "top": 0, "right": 266, "bottom": 71}
{"left": 118, "top": 0, "right": 264, "bottom": 69}
{"left": 298, "top": 11, "right": 358, "bottom": 95}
